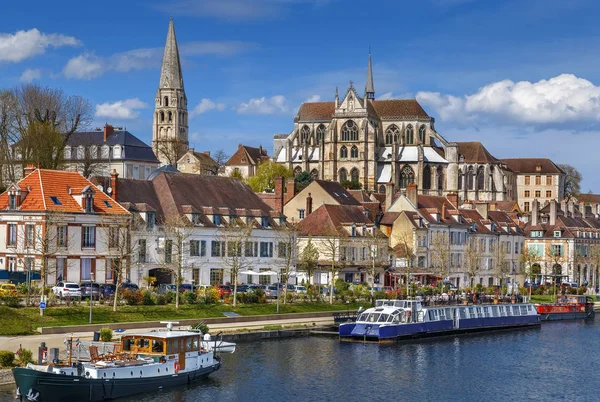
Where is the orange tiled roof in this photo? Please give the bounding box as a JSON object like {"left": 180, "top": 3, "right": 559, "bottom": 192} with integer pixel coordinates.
{"left": 0, "top": 169, "right": 129, "bottom": 214}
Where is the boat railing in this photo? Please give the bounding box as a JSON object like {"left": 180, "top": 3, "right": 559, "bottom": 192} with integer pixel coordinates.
{"left": 333, "top": 311, "right": 360, "bottom": 325}
{"left": 68, "top": 340, "right": 119, "bottom": 362}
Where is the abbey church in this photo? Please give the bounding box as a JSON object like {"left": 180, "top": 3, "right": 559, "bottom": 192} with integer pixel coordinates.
{"left": 273, "top": 55, "right": 514, "bottom": 203}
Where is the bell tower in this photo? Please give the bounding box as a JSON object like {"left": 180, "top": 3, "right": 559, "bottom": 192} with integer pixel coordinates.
{"left": 152, "top": 18, "right": 189, "bottom": 166}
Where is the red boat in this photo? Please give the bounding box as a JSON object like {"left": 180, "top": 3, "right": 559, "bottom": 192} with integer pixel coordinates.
{"left": 535, "top": 295, "right": 596, "bottom": 321}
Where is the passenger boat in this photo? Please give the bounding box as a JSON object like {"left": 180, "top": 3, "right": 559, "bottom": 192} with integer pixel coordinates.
{"left": 13, "top": 324, "right": 228, "bottom": 402}
{"left": 339, "top": 300, "right": 540, "bottom": 343}
{"left": 535, "top": 295, "right": 596, "bottom": 321}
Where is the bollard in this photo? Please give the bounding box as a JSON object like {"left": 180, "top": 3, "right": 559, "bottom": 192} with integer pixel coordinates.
{"left": 38, "top": 342, "right": 48, "bottom": 364}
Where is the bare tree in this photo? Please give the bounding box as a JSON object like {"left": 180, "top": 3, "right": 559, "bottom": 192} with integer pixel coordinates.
{"left": 544, "top": 243, "right": 566, "bottom": 300}
{"left": 392, "top": 230, "right": 416, "bottom": 295}
{"left": 155, "top": 137, "right": 187, "bottom": 167}
{"left": 464, "top": 236, "right": 482, "bottom": 288}
{"left": 298, "top": 235, "right": 319, "bottom": 300}
{"left": 0, "top": 90, "right": 18, "bottom": 186}
{"left": 429, "top": 230, "right": 450, "bottom": 291}
{"left": 494, "top": 238, "right": 510, "bottom": 295}
{"left": 587, "top": 244, "right": 600, "bottom": 291}
{"left": 558, "top": 164, "right": 582, "bottom": 201}
{"left": 212, "top": 149, "right": 229, "bottom": 174}
{"left": 75, "top": 141, "right": 109, "bottom": 179}
{"left": 519, "top": 244, "right": 541, "bottom": 300}
{"left": 319, "top": 228, "right": 347, "bottom": 304}
{"left": 364, "top": 227, "right": 389, "bottom": 304}
{"left": 216, "top": 222, "right": 254, "bottom": 307}
{"left": 276, "top": 223, "right": 299, "bottom": 304}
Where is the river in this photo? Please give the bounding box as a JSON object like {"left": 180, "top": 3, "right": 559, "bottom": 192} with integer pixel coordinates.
{"left": 2, "top": 320, "right": 597, "bottom": 401}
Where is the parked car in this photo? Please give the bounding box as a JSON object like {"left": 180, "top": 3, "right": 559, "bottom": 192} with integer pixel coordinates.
{"left": 561, "top": 282, "right": 579, "bottom": 288}
{"left": 234, "top": 285, "right": 249, "bottom": 293}
{"left": 178, "top": 283, "right": 195, "bottom": 293}
{"left": 120, "top": 283, "right": 139, "bottom": 293}
{"left": 157, "top": 284, "right": 177, "bottom": 294}
{"left": 217, "top": 284, "right": 232, "bottom": 297}
{"left": 262, "top": 285, "right": 279, "bottom": 298}
{"left": 0, "top": 283, "right": 17, "bottom": 296}
{"left": 100, "top": 283, "right": 116, "bottom": 298}
{"left": 382, "top": 286, "right": 394, "bottom": 295}
{"left": 294, "top": 285, "right": 307, "bottom": 294}
{"left": 52, "top": 282, "right": 82, "bottom": 299}
{"left": 443, "top": 282, "right": 458, "bottom": 291}
{"left": 79, "top": 281, "right": 101, "bottom": 299}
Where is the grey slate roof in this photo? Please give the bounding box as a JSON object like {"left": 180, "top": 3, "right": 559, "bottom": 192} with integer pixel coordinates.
{"left": 365, "top": 52, "right": 374, "bottom": 95}
{"left": 66, "top": 130, "right": 159, "bottom": 163}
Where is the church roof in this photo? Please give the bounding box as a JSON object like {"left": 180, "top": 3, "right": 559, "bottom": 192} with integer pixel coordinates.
{"left": 295, "top": 99, "right": 429, "bottom": 122}
{"left": 365, "top": 53, "right": 375, "bottom": 95}
{"left": 159, "top": 18, "right": 184, "bottom": 89}
{"left": 456, "top": 142, "right": 500, "bottom": 164}
{"left": 500, "top": 158, "right": 564, "bottom": 175}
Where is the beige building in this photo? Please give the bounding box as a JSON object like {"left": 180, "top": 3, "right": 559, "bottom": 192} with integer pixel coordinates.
{"left": 177, "top": 149, "right": 219, "bottom": 176}
{"left": 501, "top": 158, "right": 565, "bottom": 213}
{"left": 283, "top": 180, "right": 360, "bottom": 222}
{"left": 224, "top": 144, "right": 270, "bottom": 179}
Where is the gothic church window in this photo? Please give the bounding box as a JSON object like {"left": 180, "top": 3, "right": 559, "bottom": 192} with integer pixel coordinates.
{"left": 160, "top": 111, "right": 165, "bottom": 122}
{"left": 164, "top": 96, "right": 169, "bottom": 107}
{"left": 168, "top": 111, "right": 173, "bottom": 122}
{"left": 310, "top": 169, "right": 319, "bottom": 179}
{"left": 340, "top": 146, "right": 348, "bottom": 158}
{"left": 350, "top": 168, "right": 359, "bottom": 184}
{"left": 385, "top": 125, "right": 400, "bottom": 145}
{"left": 294, "top": 166, "right": 302, "bottom": 176}
{"left": 301, "top": 125, "right": 310, "bottom": 145}
{"left": 477, "top": 166, "right": 485, "bottom": 190}
{"left": 423, "top": 166, "right": 431, "bottom": 190}
{"left": 419, "top": 125, "right": 426, "bottom": 143}
{"left": 316, "top": 124, "right": 326, "bottom": 144}
{"left": 379, "top": 185, "right": 386, "bottom": 193}
{"left": 458, "top": 169, "right": 463, "bottom": 190}
{"left": 341, "top": 120, "right": 358, "bottom": 141}
{"left": 405, "top": 125, "right": 414, "bottom": 145}
{"left": 350, "top": 146, "right": 358, "bottom": 158}
{"left": 339, "top": 168, "right": 348, "bottom": 182}
{"left": 400, "top": 166, "right": 415, "bottom": 189}
{"left": 437, "top": 166, "right": 444, "bottom": 190}
{"left": 467, "top": 166, "right": 474, "bottom": 190}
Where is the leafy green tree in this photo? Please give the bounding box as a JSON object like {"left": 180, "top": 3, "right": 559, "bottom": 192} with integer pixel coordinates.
{"left": 558, "top": 164, "right": 582, "bottom": 201}
{"left": 248, "top": 160, "right": 293, "bottom": 192}
{"left": 298, "top": 235, "right": 319, "bottom": 300}
{"left": 340, "top": 180, "right": 362, "bottom": 190}
{"left": 294, "top": 171, "right": 313, "bottom": 192}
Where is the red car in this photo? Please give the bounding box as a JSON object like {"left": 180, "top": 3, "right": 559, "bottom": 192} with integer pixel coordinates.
{"left": 382, "top": 286, "right": 394, "bottom": 295}
{"left": 217, "top": 285, "right": 232, "bottom": 297}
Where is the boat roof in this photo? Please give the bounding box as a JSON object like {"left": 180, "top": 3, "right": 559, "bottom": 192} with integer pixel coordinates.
{"left": 124, "top": 330, "right": 201, "bottom": 339}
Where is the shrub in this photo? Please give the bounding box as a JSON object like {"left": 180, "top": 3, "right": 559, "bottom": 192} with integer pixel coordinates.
{"left": 99, "top": 328, "right": 113, "bottom": 342}
{"left": 16, "top": 283, "right": 28, "bottom": 295}
{"left": 194, "top": 321, "right": 209, "bottom": 334}
{"left": 183, "top": 291, "right": 196, "bottom": 305}
{"left": 205, "top": 287, "right": 220, "bottom": 304}
{"left": 17, "top": 348, "right": 34, "bottom": 366}
{"left": 123, "top": 290, "right": 143, "bottom": 306}
{"left": 142, "top": 290, "right": 156, "bottom": 306}
{"left": 156, "top": 294, "right": 168, "bottom": 305}
{"left": 0, "top": 351, "right": 15, "bottom": 367}
{"left": 165, "top": 291, "right": 176, "bottom": 304}
{"left": 1, "top": 295, "right": 21, "bottom": 308}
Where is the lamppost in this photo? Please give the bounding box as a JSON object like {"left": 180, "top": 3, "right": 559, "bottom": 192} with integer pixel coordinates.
{"left": 89, "top": 272, "right": 95, "bottom": 324}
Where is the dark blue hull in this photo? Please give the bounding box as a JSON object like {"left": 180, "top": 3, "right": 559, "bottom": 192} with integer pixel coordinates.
{"left": 340, "top": 315, "right": 540, "bottom": 343}
{"left": 539, "top": 311, "right": 594, "bottom": 321}
{"left": 13, "top": 362, "right": 220, "bottom": 402}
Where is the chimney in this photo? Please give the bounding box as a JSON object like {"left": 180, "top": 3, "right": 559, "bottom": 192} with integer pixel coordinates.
{"left": 560, "top": 199, "right": 567, "bottom": 216}
{"left": 284, "top": 178, "right": 296, "bottom": 204}
{"left": 550, "top": 200, "right": 557, "bottom": 226}
{"left": 568, "top": 201, "right": 575, "bottom": 217}
{"left": 306, "top": 192, "right": 313, "bottom": 215}
{"left": 384, "top": 182, "right": 394, "bottom": 211}
{"left": 442, "top": 202, "right": 447, "bottom": 221}
{"left": 273, "top": 176, "right": 284, "bottom": 213}
{"left": 531, "top": 199, "right": 539, "bottom": 226}
{"left": 406, "top": 183, "right": 418, "bottom": 207}
{"left": 475, "top": 202, "right": 488, "bottom": 219}
{"left": 104, "top": 124, "right": 114, "bottom": 142}
{"left": 447, "top": 191, "right": 459, "bottom": 208}
{"left": 203, "top": 151, "right": 210, "bottom": 157}
{"left": 461, "top": 200, "right": 473, "bottom": 210}
{"left": 23, "top": 164, "right": 36, "bottom": 177}
{"left": 110, "top": 169, "right": 119, "bottom": 201}
{"left": 580, "top": 201, "right": 587, "bottom": 219}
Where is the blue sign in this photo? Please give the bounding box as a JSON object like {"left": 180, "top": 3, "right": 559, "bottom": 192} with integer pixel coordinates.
{"left": 39, "top": 301, "right": 46, "bottom": 309}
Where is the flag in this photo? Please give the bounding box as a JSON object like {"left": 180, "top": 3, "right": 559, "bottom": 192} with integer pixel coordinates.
{"left": 75, "top": 338, "right": 80, "bottom": 347}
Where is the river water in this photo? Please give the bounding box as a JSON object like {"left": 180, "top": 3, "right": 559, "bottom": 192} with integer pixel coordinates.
{"left": 2, "top": 320, "right": 598, "bottom": 401}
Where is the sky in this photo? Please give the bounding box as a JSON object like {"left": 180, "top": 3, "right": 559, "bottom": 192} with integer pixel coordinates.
{"left": 1, "top": 0, "right": 600, "bottom": 190}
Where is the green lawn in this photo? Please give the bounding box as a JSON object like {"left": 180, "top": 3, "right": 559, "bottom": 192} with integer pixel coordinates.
{"left": 530, "top": 295, "right": 557, "bottom": 303}
{"left": 0, "top": 302, "right": 361, "bottom": 336}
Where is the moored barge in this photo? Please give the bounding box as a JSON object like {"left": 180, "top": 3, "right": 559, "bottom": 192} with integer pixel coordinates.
{"left": 535, "top": 295, "right": 596, "bottom": 321}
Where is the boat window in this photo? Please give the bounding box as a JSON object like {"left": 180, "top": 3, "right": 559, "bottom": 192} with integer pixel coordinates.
{"left": 123, "top": 338, "right": 133, "bottom": 351}
{"left": 505, "top": 306, "right": 512, "bottom": 316}
{"left": 469, "top": 307, "right": 476, "bottom": 319}
{"left": 527, "top": 305, "right": 534, "bottom": 312}
{"left": 137, "top": 338, "right": 149, "bottom": 349}
{"left": 428, "top": 310, "right": 434, "bottom": 321}
{"left": 491, "top": 306, "right": 499, "bottom": 317}
{"left": 369, "top": 313, "right": 380, "bottom": 323}
{"left": 438, "top": 309, "right": 445, "bottom": 320}
{"left": 512, "top": 306, "right": 520, "bottom": 316}
{"left": 376, "top": 301, "right": 384, "bottom": 307}
{"left": 393, "top": 315, "right": 401, "bottom": 323}
{"left": 152, "top": 340, "right": 164, "bottom": 353}
{"left": 459, "top": 308, "right": 467, "bottom": 319}
{"left": 193, "top": 337, "right": 199, "bottom": 350}
{"left": 483, "top": 306, "right": 490, "bottom": 318}
{"left": 167, "top": 340, "right": 176, "bottom": 354}
{"left": 358, "top": 313, "right": 367, "bottom": 322}
{"left": 186, "top": 337, "right": 193, "bottom": 351}
{"left": 520, "top": 306, "right": 527, "bottom": 315}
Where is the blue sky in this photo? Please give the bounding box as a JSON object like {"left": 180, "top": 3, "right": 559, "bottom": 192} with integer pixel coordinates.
{"left": 2, "top": 0, "right": 600, "bottom": 190}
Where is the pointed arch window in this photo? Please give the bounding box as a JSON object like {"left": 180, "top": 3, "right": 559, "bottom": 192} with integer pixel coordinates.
{"left": 379, "top": 185, "right": 386, "bottom": 194}
{"left": 477, "top": 166, "right": 485, "bottom": 190}
{"left": 467, "top": 166, "right": 475, "bottom": 190}
{"left": 419, "top": 125, "right": 426, "bottom": 143}
{"left": 385, "top": 125, "right": 400, "bottom": 145}
{"left": 164, "top": 96, "right": 169, "bottom": 107}
{"left": 301, "top": 125, "right": 310, "bottom": 145}
{"left": 423, "top": 165, "right": 432, "bottom": 190}
{"left": 350, "top": 168, "right": 360, "bottom": 184}
{"left": 316, "top": 124, "right": 326, "bottom": 144}
{"left": 458, "top": 169, "right": 463, "bottom": 190}
{"left": 168, "top": 111, "right": 173, "bottom": 122}
{"left": 339, "top": 168, "right": 348, "bottom": 182}
{"left": 405, "top": 125, "right": 414, "bottom": 145}
{"left": 350, "top": 145, "right": 358, "bottom": 158}
{"left": 437, "top": 165, "right": 444, "bottom": 190}
{"left": 400, "top": 166, "right": 415, "bottom": 189}
{"left": 310, "top": 169, "right": 319, "bottom": 179}
{"left": 340, "top": 146, "right": 348, "bottom": 159}
{"left": 341, "top": 120, "right": 358, "bottom": 141}
{"left": 293, "top": 166, "right": 302, "bottom": 176}
{"left": 160, "top": 111, "right": 165, "bottom": 122}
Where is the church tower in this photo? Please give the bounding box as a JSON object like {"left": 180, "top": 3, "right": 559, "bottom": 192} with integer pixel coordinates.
{"left": 152, "top": 18, "right": 189, "bottom": 166}
{"left": 365, "top": 51, "right": 375, "bottom": 100}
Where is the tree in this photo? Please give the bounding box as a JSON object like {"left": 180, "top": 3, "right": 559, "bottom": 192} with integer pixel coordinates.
{"left": 429, "top": 231, "right": 450, "bottom": 292}
{"left": 494, "top": 238, "right": 510, "bottom": 295}
{"left": 212, "top": 149, "right": 229, "bottom": 173}
{"left": 519, "top": 244, "right": 541, "bottom": 300}
{"left": 0, "top": 90, "right": 18, "bottom": 186}
{"left": 319, "top": 228, "right": 347, "bottom": 304}
{"left": 558, "top": 164, "right": 582, "bottom": 201}
{"left": 340, "top": 180, "right": 362, "bottom": 190}
{"left": 464, "top": 237, "right": 482, "bottom": 288}
{"left": 298, "top": 235, "right": 319, "bottom": 300}
{"left": 216, "top": 223, "right": 254, "bottom": 308}
{"left": 228, "top": 168, "right": 245, "bottom": 181}
{"left": 392, "top": 231, "right": 416, "bottom": 295}
{"left": 73, "top": 137, "right": 108, "bottom": 178}
{"left": 248, "top": 160, "right": 293, "bottom": 192}
{"left": 545, "top": 243, "right": 565, "bottom": 300}
{"left": 587, "top": 244, "right": 600, "bottom": 291}
{"left": 159, "top": 215, "right": 195, "bottom": 309}
{"left": 155, "top": 137, "right": 188, "bottom": 167}
{"left": 295, "top": 171, "right": 313, "bottom": 193}
{"left": 364, "top": 227, "right": 389, "bottom": 304}
{"left": 276, "top": 223, "right": 299, "bottom": 305}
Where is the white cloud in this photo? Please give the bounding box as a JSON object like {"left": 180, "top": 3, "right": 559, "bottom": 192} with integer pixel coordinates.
{"left": 305, "top": 95, "right": 321, "bottom": 102}
{"left": 20, "top": 68, "right": 42, "bottom": 83}
{"left": 0, "top": 28, "right": 80, "bottom": 63}
{"left": 234, "top": 95, "right": 289, "bottom": 115}
{"left": 95, "top": 98, "right": 148, "bottom": 119}
{"left": 63, "top": 53, "right": 104, "bottom": 80}
{"left": 191, "top": 98, "right": 226, "bottom": 117}
{"left": 417, "top": 73, "right": 600, "bottom": 125}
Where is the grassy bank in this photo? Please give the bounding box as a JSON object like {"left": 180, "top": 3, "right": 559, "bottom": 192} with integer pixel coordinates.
{"left": 0, "top": 302, "right": 361, "bottom": 336}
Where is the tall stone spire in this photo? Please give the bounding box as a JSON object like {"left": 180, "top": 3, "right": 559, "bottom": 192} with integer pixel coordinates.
{"left": 152, "top": 18, "right": 189, "bottom": 167}
{"left": 365, "top": 50, "right": 375, "bottom": 100}
{"left": 160, "top": 18, "right": 184, "bottom": 89}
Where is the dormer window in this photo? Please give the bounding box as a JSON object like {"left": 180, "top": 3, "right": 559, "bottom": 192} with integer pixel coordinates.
{"left": 192, "top": 213, "right": 201, "bottom": 225}
{"left": 554, "top": 230, "right": 561, "bottom": 237}
{"left": 8, "top": 194, "right": 16, "bottom": 210}
{"left": 213, "top": 214, "right": 221, "bottom": 226}
{"left": 146, "top": 212, "right": 156, "bottom": 230}
{"left": 351, "top": 224, "right": 356, "bottom": 237}
{"left": 85, "top": 195, "right": 94, "bottom": 213}
{"left": 261, "top": 217, "right": 269, "bottom": 228}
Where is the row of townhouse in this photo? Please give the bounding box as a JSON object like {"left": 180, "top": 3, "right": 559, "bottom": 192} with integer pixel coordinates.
{"left": 0, "top": 167, "right": 290, "bottom": 287}
{"left": 379, "top": 184, "right": 525, "bottom": 289}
